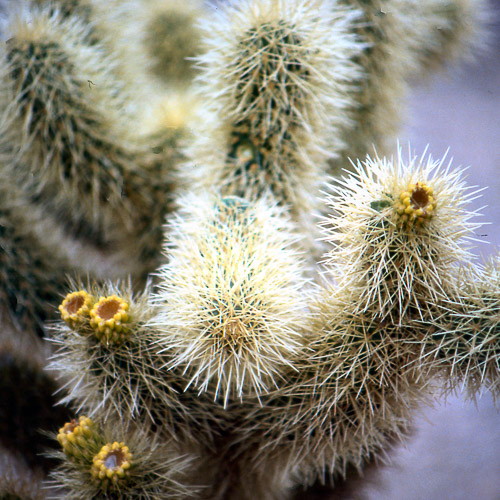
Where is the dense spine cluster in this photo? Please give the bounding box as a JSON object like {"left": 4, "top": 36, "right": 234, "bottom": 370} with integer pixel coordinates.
{"left": 421, "top": 257, "right": 500, "bottom": 397}
{"left": 152, "top": 195, "right": 310, "bottom": 405}
{"left": 0, "top": 0, "right": 497, "bottom": 499}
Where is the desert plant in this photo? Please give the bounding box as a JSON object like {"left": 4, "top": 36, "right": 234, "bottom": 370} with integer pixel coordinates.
{"left": 0, "top": 0, "right": 497, "bottom": 499}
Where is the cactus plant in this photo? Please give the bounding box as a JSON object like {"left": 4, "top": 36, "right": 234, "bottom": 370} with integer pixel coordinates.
{"left": 0, "top": 0, "right": 497, "bottom": 499}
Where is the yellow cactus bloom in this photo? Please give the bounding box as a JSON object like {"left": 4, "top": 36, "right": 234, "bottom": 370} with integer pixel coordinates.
{"left": 91, "top": 442, "right": 132, "bottom": 485}
{"left": 89, "top": 295, "right": 131, "bottom": 344}
{"left": 394, "top": 181, "right": 436, "bottom": 227}
{"left": 57, "top": 416, "right": 99, "bottom": 463}
{"left": 59, "top": 291, "right": 94, "bottom": 330}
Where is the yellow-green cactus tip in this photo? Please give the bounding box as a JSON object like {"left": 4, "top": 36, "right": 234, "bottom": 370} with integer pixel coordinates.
{"left": 91, "top": 442, "right": 132, "bottom": 485}
{"left": 59, "top": 290, "right": 94, "bottom": 329}
{"left": 89, "top": 295, "right": 131, "bottom": 344}
{"left": 394, "top": 181, "right": 436, "bottom": 228}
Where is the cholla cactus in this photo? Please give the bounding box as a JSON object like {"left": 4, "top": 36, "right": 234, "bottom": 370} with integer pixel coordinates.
{"left": 421, "top": 256, "right": 500, "bottom": 397}
{"left": 50, "top": 283, "right": 169, "bottom": 420}
{"left": 0, "top": 0, "right": 497, "bottom": 499}
{"left": 50, "top": 280, "right": 225, "bottom": 445}
{"left": 50, "top": 415, "right": 199, "bottom": 499}
{"left": 0, "top": 2, "right": 177, "bottom": 283}
{"left": 323, "top": 149, "right": 482, "bottom": 320}
{"left": 183, "top": 0, "right": 362, "bottom": 250}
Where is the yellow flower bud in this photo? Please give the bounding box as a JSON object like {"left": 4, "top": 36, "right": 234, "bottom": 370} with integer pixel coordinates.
{"left": 91, "top": 442, "right": 133, "bottom": 487}
{"left": 89, "top": 295, "right": 131, "bottom": 344}
{"left": 57, "top": 416, "right": 100, "bottom": 463}
{"left": 394, "top": 181, "right": 437, "bottom": 229}
{"left": 59, "top": 291, "right": 94, "bottom": 330}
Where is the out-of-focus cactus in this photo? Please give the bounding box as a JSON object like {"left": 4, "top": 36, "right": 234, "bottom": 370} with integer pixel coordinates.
{"left": 0, "top": 315, "right": 73, "bottom": 477}
{"left": 400, "top": 0, "right": 489, "bottom": 73}
{"left": 0, "top": 0, "right": 497, "bottom": 499}
{"left": 0, "top": 445, "right": 47, "bottom": 500}
{"left": 142, "top": 0, "right": 204, "bottom": 86}
{"left": 183, "top": 0, "right": 363, "bottom": 252}
{"left": 332, "top": 0, "right": 488, "bottom": 174}
{"left": 0, "top": 184, "right": 73, "bottom": 334}
{"left": 0, "top": 3, "right": 177, "bottom": 284}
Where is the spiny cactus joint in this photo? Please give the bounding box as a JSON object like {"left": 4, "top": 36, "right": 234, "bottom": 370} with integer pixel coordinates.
{"left": 0, "top": 0, "right": 496, "bottom": 499}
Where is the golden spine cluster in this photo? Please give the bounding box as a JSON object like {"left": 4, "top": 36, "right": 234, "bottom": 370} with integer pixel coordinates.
{"left": 151, "top": 195, "right": 310, "bottom": 405}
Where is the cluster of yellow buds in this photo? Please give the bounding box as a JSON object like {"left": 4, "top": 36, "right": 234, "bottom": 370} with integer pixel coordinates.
{"left": 59, "top": 291, "right": 94, "bottom": 330}
{"left": 394, "top": 181, "right": 436, "bottom": 228}
{"left": 57, "top": 416, "right": 101, "bottom": 463}
{"left": 59, "top": 291, "right": 132, "bottom": 345}
{"left": 89, "top": 295, "right": 131, "bottom": 344}
{"left": 58, "top": 418, "right": 134, "bottom": 491}
{"left": 90, "top": 442, "right": 133, "bottom": 486}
